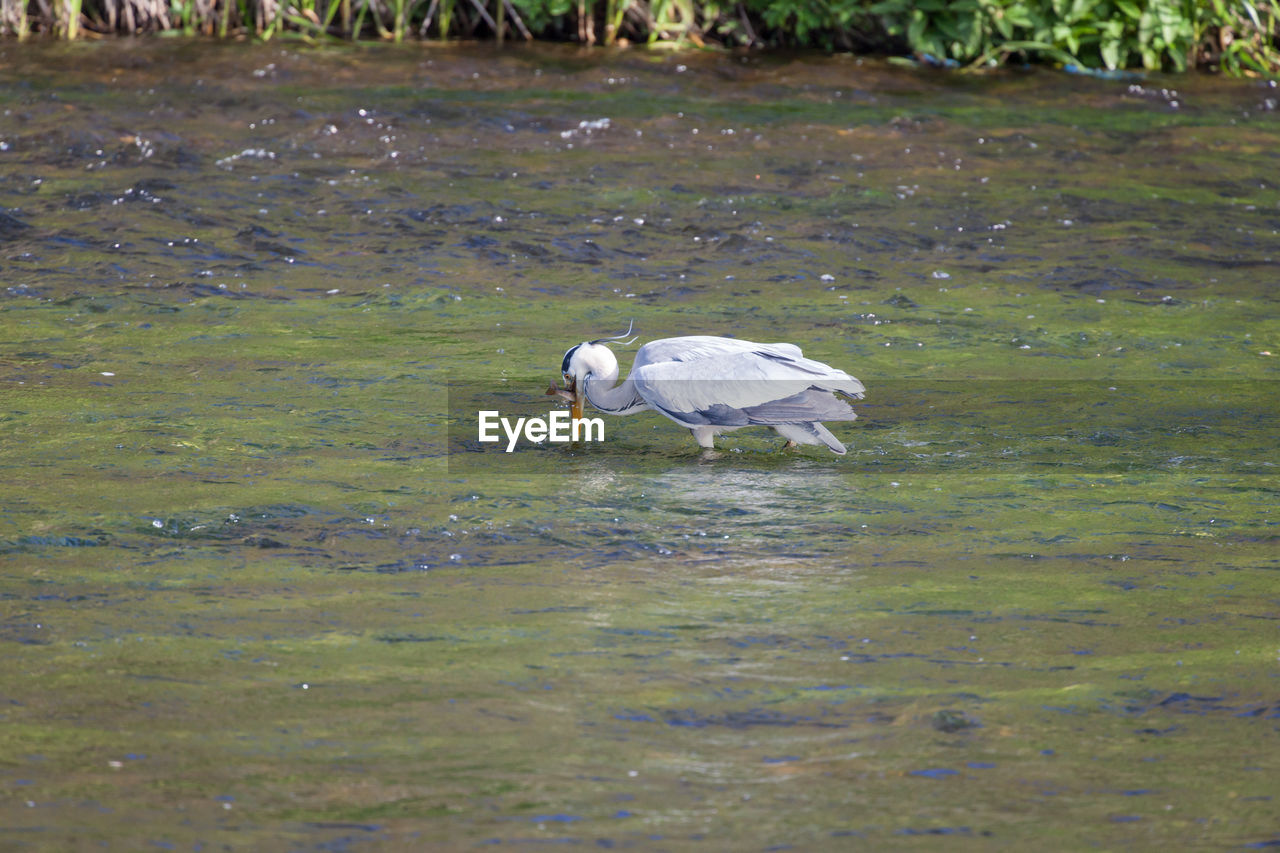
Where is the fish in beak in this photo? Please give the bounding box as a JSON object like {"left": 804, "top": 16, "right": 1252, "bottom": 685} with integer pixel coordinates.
{"left": 546, "top": 375, "right": 584, "bottom": 422}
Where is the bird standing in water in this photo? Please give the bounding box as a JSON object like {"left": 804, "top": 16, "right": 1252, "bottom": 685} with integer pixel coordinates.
{"left": 549, "top": 324, "right": 864, "bottom": 454}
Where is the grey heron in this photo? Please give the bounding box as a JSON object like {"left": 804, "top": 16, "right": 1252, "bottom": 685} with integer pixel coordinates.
{"left": 549, "top": 324, "right": 865, "bottom": 454}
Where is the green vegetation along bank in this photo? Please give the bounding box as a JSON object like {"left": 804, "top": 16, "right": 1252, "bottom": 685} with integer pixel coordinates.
{"left": 2, "top": 0, "right": 1279, "bottom": 75}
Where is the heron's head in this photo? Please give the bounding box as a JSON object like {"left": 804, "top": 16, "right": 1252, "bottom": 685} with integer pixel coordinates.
{"left": 559, "top": 342, "right": 619, "bottom": 421}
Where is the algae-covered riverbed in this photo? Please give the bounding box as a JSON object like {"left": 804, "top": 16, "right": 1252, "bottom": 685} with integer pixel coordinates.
{"left": 1, "top": 41, "right": 1278, "bottom": 849}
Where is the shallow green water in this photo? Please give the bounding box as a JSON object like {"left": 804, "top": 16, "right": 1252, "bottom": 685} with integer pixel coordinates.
{"left": 1, "top": 41, "right": 1278, "bottom": 849}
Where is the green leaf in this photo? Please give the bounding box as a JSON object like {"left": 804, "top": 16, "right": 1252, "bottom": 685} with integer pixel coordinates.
{"left": 1052, "top": 21, "right": 1081, "bottom": 53}
{"left": 1138, "top": 7, "right": 1154, "bottom": 43}
{"left": 1114, "top": 0, "right": 1141, "bottom": 19}
{"left": 1156, "top": 2, "right": 1182, "bottom": 45}
{"left": 1068, "top": 0, "right": 1097, "bottom": 23}
{"left": 1005, "top": 5, "right": 1034, "bottom": 28}
{"left": 868, "top": 0, "right": 909, "bottom": 14}
{"left": 963, "top": 15, "right": 985, "bottom": 56}
{"left": 1240, "top": 0, "right": 1263, "bottom": 29}
{"left": 993, "top": 11, "right": 1013, "bottom": 38}
{"left": 907, "top": 10, "right": 927, "bottom": 47}
{"left": 1100, "top": 35, "right": 1119, "bottom": 68}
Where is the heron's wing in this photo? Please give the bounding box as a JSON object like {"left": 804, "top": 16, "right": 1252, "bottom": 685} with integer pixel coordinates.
{"left": 635, "top": 337, "right": 864, "bottom": 398}
{"left": 631, "top": 342, "right": 863, "bottom": 427}
{"left": 739, "top": 387, "right": 859, "bottom": 425}
{"left": 635, "top": 336, "right": 803, "bottom": 366}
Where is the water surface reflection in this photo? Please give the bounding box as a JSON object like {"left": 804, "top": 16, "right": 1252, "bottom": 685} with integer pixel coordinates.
{"left": 0, "top": 41, "right": 1277, "bottom": 852}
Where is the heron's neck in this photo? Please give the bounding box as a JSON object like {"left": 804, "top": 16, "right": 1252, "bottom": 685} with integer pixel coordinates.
{"left": 584, "top": 368, "right": 646, "bottom": 415}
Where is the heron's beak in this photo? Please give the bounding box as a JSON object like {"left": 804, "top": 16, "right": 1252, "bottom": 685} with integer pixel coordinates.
{"left": 565, "top": 374, "right": 584, "bottom": 422}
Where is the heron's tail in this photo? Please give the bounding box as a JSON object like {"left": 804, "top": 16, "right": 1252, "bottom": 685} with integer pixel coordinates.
{"left": 774, "top": 423, "right": 848, "bottom": 455}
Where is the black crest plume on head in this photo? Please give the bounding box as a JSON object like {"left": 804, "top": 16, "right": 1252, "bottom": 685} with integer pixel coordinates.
{"left": 562, "top": 321, "right": 636, "bottom": 373}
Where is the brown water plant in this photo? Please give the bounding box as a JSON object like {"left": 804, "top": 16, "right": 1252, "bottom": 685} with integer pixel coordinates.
{"left": 1, "top": 0, "right": 31, "bottom": 37}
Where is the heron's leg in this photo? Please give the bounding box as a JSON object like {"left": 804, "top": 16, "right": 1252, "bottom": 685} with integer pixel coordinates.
{"left": 690, "top": 427, "right": 717, "bottom": 450}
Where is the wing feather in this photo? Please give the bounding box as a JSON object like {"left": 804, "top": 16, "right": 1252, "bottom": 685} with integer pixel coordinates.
{"left": 741, "top": 388, "right": 858, "bottom": 424}
{"left": 630, "top": 336, "right": 864, "bottom": 427}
